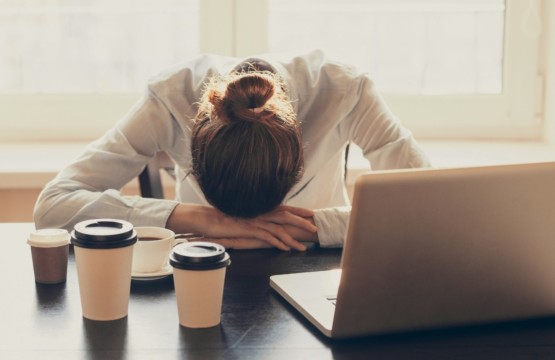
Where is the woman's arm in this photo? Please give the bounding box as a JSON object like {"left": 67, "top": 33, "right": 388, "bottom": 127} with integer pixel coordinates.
{"left": 340, "top": 75, "right": 432, "bottom": 170}
{"left": 167, "top": 204, "right": 317, "bottom": 251}
{"left": 33, "top": 85, "right": 182, "bottom": 231}
{"left": 309, "top": 74, "right": 432, "bottom": 248}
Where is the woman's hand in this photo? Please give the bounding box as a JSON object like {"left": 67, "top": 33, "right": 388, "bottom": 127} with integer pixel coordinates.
{"left": 166, "top": 204, "right": 318, "bottom": 251}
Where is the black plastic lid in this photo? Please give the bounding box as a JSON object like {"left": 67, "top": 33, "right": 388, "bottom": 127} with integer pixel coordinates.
{"left": 170, "top": 242, "right": 231, "bottom": 270}
{"left": 71, "top": 219, "right": 137, "bottom": 249}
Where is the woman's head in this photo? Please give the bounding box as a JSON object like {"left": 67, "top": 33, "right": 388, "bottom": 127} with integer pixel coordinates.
{"left": 191, "top": 70, "right": 304, "bottom": 218}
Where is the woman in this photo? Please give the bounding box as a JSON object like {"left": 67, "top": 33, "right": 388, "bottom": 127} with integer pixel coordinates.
{"left": 34, "top": 50, "right": 431, "bottom": 251}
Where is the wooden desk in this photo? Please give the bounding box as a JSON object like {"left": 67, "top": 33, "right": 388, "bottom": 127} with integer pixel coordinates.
{"left": 2, "top": 223, "right": 555, "bottom": 359}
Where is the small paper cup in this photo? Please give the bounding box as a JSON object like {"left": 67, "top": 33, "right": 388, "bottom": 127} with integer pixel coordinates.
{"left": 27, "top": 229, "right": 70, "bottom": 284}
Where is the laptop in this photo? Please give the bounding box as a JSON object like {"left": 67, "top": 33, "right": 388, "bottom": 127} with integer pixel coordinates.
{"left": 270, "top": 162, "right": 555, "bottom": 338}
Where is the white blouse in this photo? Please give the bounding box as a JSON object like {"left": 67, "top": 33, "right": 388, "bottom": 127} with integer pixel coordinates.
{"left": 34, "top": 50, "right": 431, "bottom": 247}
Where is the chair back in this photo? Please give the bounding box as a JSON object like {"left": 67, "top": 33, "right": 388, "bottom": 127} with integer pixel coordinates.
{"left": 138, "top": 152, "right": 174, "bottom": 199}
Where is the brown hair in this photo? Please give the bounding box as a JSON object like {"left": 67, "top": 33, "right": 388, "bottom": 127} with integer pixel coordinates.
{"left": 191, "top": 71, "right": 304, "bottom": 218}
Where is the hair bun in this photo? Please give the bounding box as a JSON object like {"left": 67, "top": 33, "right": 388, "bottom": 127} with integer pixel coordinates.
{"left": 219, "top": 74, "right": 275, "bottom": 121}
{"left": 200, "top": 71, "right": 294, "bottom": 127}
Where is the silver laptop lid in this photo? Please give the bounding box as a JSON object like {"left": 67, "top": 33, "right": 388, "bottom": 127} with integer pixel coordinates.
{"left": 333, "top": 162, "right": 555, "bottom": 338}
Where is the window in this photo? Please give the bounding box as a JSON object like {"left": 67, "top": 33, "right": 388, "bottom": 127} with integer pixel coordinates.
{"left": 0, "top": 0, "right": 547, "bottom": 141}
{"left": 0, "top": 0, "right": 199, "bottom": 140}
{"left": 268, "top": 0, "right": 504, "bottom": 95}
{"left": 1, "top": 0, "right": 199, "bottom": 93}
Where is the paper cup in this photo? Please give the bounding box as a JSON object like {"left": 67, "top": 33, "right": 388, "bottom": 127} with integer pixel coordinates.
{"left": 170, "top": 242, "right": 230, "bottom": 328}
{"left": 27, "top": 229, "right": 70, "bottom": 284}
{"left": 71, "top": 219, "right": 137, "bottom": 321}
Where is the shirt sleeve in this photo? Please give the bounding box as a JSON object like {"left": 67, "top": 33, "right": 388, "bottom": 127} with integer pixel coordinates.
{"left": 313, "top": 207, "right": 351, "bottom": 248}
{"left": 33, "top": 86, "right": 182, "bottom": 231}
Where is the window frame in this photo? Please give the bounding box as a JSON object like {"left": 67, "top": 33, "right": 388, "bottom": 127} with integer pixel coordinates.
{"left": 0, "top": 0, "right": 546, "bottom": 142}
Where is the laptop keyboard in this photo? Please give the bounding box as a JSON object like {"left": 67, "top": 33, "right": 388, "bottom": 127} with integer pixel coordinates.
{"left": 326, "top": 296, "right": 337, "bottom": 306}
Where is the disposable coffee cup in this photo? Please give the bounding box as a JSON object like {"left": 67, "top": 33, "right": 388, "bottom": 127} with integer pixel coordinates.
{"left": 170, "top": 242, "right": 231, "bottom": 328}
{"left": 71, "top": 219, "right": 137, "bottom": 321}
{"left": 133, "top": 227, "right": 189, "bottom": 274}
{"left": 27, "top": 229, "right": 70, "bottom": 284}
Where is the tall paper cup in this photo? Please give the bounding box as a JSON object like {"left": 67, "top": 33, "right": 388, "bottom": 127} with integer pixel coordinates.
{"left": 170, "top": 242, "right": 231, "bottom": 328}
{"left": 71, "top": 219, "right": 137, "bottom": 321}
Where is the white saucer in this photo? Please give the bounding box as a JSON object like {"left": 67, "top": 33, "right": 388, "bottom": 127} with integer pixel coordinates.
{"left": 132, "top": 264, "right": 173, "bottom": 281}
